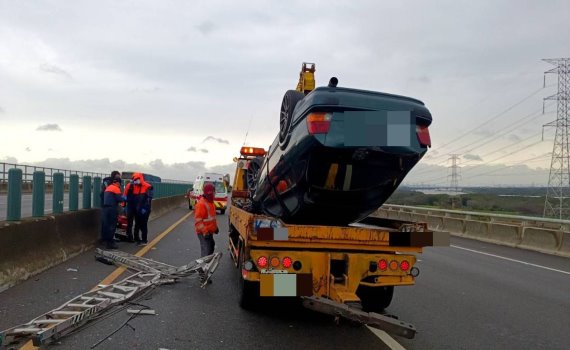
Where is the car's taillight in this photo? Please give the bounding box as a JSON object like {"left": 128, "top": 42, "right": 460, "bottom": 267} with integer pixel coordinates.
{"left": 400, "top": 260, "right": 410, "bottom": 271}
{"left": 389, "top": 260, "right": 399, "bottom": 271}
{"left": 378, "top": 259, "right": 388, "bottom": 271}
{"left": 416, "top": 125, "right": 431, "bottom": 147}
{"left": 257, "top": 256, "right": 268, "bottom": 268}
{"left": 307, "top": 112, "right": 332, "bottom": 134}
{"left": 282, "top": 257, "right": 293, "bottom": 268}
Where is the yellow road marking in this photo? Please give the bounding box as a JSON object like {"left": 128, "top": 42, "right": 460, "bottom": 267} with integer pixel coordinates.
{"left": 21, "top": 210, "right": 193, "bottom": 349}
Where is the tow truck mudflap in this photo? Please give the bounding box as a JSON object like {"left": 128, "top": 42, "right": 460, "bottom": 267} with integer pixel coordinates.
{"left": 301, "top": 296, "right": 416, "bottom": 339}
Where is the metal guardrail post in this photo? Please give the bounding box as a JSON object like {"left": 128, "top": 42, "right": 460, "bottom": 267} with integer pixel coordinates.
{"left": 93, "top": 177, "right": 102, "bottom": 208}
{"left": 7, "top": 168, "right": 22, "bottom": 221}
{"left": 32, "top": 171, "right": 45, "bottom": 217}
{"left": 83, "top": 176, "right": 92, "bottom": 209}
{"left": 69, "top": 174, "right": 79, "bottom": 211}
{"left": 53, "top": 173, "right": 64, "bottom": 214}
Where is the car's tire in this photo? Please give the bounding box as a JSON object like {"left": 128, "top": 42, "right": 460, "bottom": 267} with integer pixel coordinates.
{"left": 238, "top": 245, "right": 258, "bottom": 309}
{"left": 188, "top": 201, "right": 192, "bottom": 210}
{"left": 357, "top": 285, "right": 394, "bottom": 313}
{"left": 219, "top": 209, "right": 226, "bottom": 215}
{"left": 279, "top": 90, "right": 305, "bottom": 150}
{"left": 246, "top": 157, "right": 263, "bottom": 192}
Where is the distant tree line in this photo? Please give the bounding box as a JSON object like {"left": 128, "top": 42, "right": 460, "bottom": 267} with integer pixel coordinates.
{"left": 387, "top": 189, "right": 546, "bottom": 216}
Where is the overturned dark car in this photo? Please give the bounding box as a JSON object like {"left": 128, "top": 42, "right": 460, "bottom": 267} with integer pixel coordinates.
{"left": 249, "top": 82, "right": 432, "bottom": 226}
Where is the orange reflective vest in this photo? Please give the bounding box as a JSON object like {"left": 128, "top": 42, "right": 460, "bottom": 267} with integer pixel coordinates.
{"left": 194, "top": 197, "right": 217, "bottom": 234}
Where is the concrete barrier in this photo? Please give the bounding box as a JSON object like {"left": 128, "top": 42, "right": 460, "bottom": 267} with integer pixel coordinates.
{"left": 463, "top": 220, "right": 489, "bottom": 240}
{"left": 442, "top": 217, "right": 465, "bottom": 236}
{"left": 375, "top": 205, "right": 570, "bottom": 258}
{"left": 0, "top": 195, "right": 186, "bottom": 291}
{"left": 559, "top": 232, "right": 570, "bottom": 255}
{"left": 519, "top": 227, "right": 561, "bottom": 253}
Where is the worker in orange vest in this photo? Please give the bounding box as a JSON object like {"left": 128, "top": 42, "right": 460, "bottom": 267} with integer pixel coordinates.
{"left": 130, "top": 173, "right": 153, "bottom": 246}
{"left": 194, "top": 182, "right": 219, "bottom": 281}
{"left": 102, "top": 177, "right": 125, "bottom": 249}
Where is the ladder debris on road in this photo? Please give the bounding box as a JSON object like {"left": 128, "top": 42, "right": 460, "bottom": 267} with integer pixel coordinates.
{"left": 0, "top": 250, "right": 222, "bottom": 348}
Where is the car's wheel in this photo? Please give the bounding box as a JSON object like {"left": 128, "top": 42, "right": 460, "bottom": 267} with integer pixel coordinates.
{"left": 279, "top": 90, "right": 305, "bottom": 149}
{"left": 357, "top": 285, "right": 394, "bottom": 313}
{"left": 188, "top": 201, "right": 192, "bottom": 210}
{"left": 238, "top": 245, "right": 258, "bottom": 309}
{"left": 246, "top": 157, "right": 263, "bottom": 192}
{"left": 219, "top": 209, "right": 226, "bottom": 215}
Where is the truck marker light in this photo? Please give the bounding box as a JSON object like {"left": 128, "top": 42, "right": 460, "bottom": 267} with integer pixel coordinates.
{"left": 270, "top": 256, "right": 280, "bottom": 268}
{"left": 307, "top": 112, "right": 332, "bottom": 134}
{"left": 369, "top": 261, "right": 378, "bottom": 272}
{"left": 240, "top": 146, "right": 267, "bottom": 157}
{"left": 282, "top": 257, "right": 293, "bottom": 269}
{"left": 410, "top": 267, "right": 420, "bottom": 277}
{"left": 257, "top": 256, "right": 268, "bottom": 268}
{"left": 378, "top": 259, "right": 388, "bottom": 271}
{"left": 400, "top": 260, "right": 410, "bottom": 271}
{"left": 293, "top": 261, "right": 302, "bottom": 271}
{"left": 389, "top": 260, "right": 399, "bottom": 271}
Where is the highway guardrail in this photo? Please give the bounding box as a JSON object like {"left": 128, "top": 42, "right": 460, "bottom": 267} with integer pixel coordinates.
{"left": 375, "top": 204, "right": 570, "bottom": 258}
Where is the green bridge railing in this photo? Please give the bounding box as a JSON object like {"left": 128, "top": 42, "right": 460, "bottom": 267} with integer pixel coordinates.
{"left": 1, "top": 163, "right": 192, "bottom": 221}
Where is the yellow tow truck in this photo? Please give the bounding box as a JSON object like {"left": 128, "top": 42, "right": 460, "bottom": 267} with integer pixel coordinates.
{"left": 227, "top": 64, "right": 445, "bottom": 338}
{"left": 229, "top": 146, "right": 447, "bottom": 339}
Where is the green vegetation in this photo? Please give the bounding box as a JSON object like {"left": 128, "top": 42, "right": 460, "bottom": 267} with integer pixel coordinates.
{"left": 388, "top": 189, "right": 546, "bottom": 217}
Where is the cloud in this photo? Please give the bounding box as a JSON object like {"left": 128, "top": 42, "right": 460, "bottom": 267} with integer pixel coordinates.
{"left": 203, "top": 136, "right": 229, "bottom": 144}
{"left": 187, "top": 147, "right": 209, "bottom": 153}
{"left": 25, "top": 147, "right": 31, "bottom": 152}
{"left": 39, "top": 63, "right": 73, "bottom": 80}
{"left": 36, "top": 123, "right": 62, "bottom": 131}
{"left": 196, "top": 21, "right": 217, "bottom": 35}
{"left": 1, "top": 156, "right": 18, "bottom": 164}
{"left": 0, "top": 106, "right": 4, "bottom": 113}
{"left": 463, "top": 154, "right": 483, "bottom": 161}
{"left": 13, "top": 157, "right": 233, "bottom": 182}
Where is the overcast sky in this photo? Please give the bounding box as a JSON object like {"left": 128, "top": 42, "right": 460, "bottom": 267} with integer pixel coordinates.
{"left": 1, "top": 0, "right": 569, "bottom": 184}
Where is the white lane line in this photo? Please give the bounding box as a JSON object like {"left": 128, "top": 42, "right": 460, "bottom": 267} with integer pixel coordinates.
{"left": 366, "top": 326, "right": 407, "bottom": 350}
{"left": 451, "top": 245, "right": 570, "bottom": 275}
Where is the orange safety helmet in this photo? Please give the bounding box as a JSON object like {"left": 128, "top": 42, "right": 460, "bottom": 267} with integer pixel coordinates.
{"left": 203, "top": 182, "right": 215, "bottom": 202}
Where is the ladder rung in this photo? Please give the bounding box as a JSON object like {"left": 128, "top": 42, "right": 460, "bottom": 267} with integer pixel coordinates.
{"left": 113, "top": 286, "right": 137, "bottom": 292}
{"left": 13, "top": 328, "right": 42, "bottom": 333}
{"left": 67, "top": 303, "right": 94, "bottom": 308}
{"left": 33, "top": 320, "right": 63, "bottom": 325}
{"left": 97, "top": 291, "right": 126, "bottom": 299}
{"left": 81, "top": 296, "right": 108, "bottom": 302}
{"left": 123, "top": 280, "right": 146, "bottom": 286}
{"left": 52, "top": 311, "right": 82, "bottom": 316}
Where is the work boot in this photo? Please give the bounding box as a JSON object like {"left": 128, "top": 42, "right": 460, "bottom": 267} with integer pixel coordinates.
{"left": 126, "top": 235, "right": 135, "bottom": 243}
{"left": 106, "top": 241, "right": 119, "bottom": 250}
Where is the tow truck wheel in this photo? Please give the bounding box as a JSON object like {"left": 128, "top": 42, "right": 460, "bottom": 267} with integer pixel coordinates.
{"left": 238, "top": 246, "right": 258, "bottom": 309}
{"left": 220, "top": 208, "right": 226, "bottom": 215}
{"left": 357, "top": 285, "right": 394, "bottom": 313}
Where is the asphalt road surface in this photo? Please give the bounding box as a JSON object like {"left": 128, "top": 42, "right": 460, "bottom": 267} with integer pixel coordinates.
{"left": 0, "top": 205, "right": 569, "bottom": 349}
{"left": 0, "top": 193, "right": 85, "bottom": 220}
